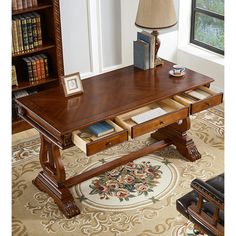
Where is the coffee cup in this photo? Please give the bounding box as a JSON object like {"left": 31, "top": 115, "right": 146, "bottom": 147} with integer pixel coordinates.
{"left": 173, "top": 65, "right": 185, "bottom": 75}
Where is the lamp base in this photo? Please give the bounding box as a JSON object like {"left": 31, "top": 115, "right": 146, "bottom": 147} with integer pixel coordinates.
{"left": 155, "top": 57, "right": 164, "bottom": 67}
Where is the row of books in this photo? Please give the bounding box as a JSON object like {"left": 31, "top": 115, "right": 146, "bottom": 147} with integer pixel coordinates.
{"left": 22, "top": 54, "right": 49, "bottom": 81}
{"left": 12, "top": 0, "right": 38, "bottom": 11}
{"left": 12, "top": 89, "right": 38, "bottom": 120}
{"left": 133, "top": 31, "right": 155, "bottom": 70}
{"left": 12, "top": 12, "right": 42, "bottom": 55}
{"left": 12, "top": 65, "right": 18, "bottom": 86}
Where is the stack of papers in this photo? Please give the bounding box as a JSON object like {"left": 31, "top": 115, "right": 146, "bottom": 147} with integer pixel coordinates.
{"left": 131, "top": 107, "right": 167, "bottom": 124}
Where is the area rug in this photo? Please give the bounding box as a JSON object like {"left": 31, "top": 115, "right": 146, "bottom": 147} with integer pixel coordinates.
{"left": 12, "top": 105, "right": 224, "bottom": 236}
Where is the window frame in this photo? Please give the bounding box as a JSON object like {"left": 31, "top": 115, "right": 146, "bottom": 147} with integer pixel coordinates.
{"left": 190, "top": 0, "right": 224, "bottom": 55}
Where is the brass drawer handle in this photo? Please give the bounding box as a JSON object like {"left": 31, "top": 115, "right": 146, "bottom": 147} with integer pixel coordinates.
{"left": 106, "top": 142, "right": 112, "bottom": 147}
{"left": 160, "top": 121, "right": 164, "bottom": 125}
{"left": 205, "top": 102, "right": 210, "bottom": 106}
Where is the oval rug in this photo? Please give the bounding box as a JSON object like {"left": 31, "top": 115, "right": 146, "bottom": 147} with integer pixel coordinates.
{"left": 72, "top": 154, "right": 179, "bottom": 211}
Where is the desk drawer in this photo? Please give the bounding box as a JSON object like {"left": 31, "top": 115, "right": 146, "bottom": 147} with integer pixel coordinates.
{"left": 173, "top": 86, "right": 223, "bottom": 115}
{"left": 72, "top": 120, "right": 128, "bottom": 156}
{"left": 115, "top": 98, "right": 189, "bottom": 138}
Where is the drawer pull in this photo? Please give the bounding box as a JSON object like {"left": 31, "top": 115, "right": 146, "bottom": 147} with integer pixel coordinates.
{"left": 205, "top": 102, "right": 210, "bottom": 106}
{"left": 106, "top": 142, "right": 112, "bottom": 147}
{"left": 160, "top": 121, "right": 164, "bottom": 125}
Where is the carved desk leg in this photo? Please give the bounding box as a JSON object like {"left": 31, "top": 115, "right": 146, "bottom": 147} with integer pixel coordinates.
{"left": 33, "top": 135, "right": 80, "bottom": 218}
{"left": 151, "top": 118, "right": 201, "bottom": 162}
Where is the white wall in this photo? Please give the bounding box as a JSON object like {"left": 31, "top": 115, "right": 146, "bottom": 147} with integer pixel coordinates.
{"left": 60, "top": 0, "right": 179, "bottom": 79}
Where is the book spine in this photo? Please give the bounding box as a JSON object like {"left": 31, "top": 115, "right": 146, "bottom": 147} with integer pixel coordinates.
{"left": 29, "top": 57, "right": 37, "bottom": 81}
{"left": 20, "top": 16, "right": 29, "bottom": 52}
{"left": 17, "top": 0, "right": 23, "bottom": 10}
{"left": 30, "top": 14, "right": 38, "bottom": 47}
{"left": 32, "top": 0, "right": 38, "bottom": 7}
{"left": 12, "top": 18, "right": 19, "bottom": 54}
{"left": 12, "top": 65, "right": 18, "bottom": 86}
{"left": 12, "top": 0, "right": 18, "bottom": 11}
{"left": 25, "top": 15, "right": 34, "bottom": 50}
{"left": 27, "top": 0, "right": 32, "bottom": 8}
{"left": 33, "top": 13, "right": 42, "bottom": 46}
{"left": 37, "top": 55, "right": 46, "bottom": 79}
{"left": 22, "top": 0, "right": 28, "bottom": 9}
{"left": 33, "top": 56, "right": 42, "bottom": 80}
{"left": 40, "top": 54, "right": 49, "bottom": 77}
{"left": 15, "top": 17, "right": 24, "bottom": 53}
{"left": 22, "top": 57, "right": 33, "bottom": 81}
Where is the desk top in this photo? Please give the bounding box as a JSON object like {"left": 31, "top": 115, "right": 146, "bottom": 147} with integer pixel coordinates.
{"left": 17, "top": 61, "right": 213, "bottom": 138}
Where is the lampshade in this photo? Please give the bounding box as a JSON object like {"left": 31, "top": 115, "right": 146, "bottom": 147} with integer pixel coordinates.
{"left": 135, "top": 0, "right": 177, "bottom": 29}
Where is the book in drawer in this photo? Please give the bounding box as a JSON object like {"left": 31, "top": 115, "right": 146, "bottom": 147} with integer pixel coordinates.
{"left": 72, "top": 120, "right": 128, "bottom": 156}
{"left": 115, "top": 98, "right": 189, "bottom": 138}
{"left": 173, "top": 86, "right": 223, "bottom": 115}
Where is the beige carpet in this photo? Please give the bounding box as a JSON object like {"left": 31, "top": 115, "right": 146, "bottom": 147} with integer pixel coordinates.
{"left": 12, "top": 105, "right": 224, "bottom": 236}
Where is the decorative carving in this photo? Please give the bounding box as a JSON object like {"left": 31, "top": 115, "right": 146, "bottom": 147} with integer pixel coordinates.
{"left": 53, "top": 0, "right": 64, "bottom": 77}
{"left": 33, "top": 171, "right": 80, "bottom": 218}
{"left": 151, "top": 118, "right": 201, "bottom": 162}
{"left": 62, "top": 133, "right": 73, "bottom": 147}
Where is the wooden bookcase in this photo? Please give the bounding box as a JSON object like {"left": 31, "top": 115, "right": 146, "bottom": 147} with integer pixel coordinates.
{"left": 12, "top": 0, "right": 64, "bottom": 134}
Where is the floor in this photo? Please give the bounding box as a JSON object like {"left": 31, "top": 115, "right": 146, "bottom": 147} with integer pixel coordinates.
{"left": 12, "top": 128, "right": 39, "bottom": 144}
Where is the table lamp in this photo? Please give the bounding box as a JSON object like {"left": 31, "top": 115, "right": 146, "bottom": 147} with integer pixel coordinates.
{"left": 135, "top": 0, "right": 177, "bottom": 66}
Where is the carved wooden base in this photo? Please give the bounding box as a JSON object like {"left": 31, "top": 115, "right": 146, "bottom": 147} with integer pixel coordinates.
{"left": 151, "top": 119, "right": 201, "bottom": 162}
{"left": 33, "top": 171, "right": 80, "bottom": 219}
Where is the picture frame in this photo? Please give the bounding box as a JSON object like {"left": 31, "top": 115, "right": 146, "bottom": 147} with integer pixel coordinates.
{"left": 60, "top": 72, "right": 84, "bottom": 97}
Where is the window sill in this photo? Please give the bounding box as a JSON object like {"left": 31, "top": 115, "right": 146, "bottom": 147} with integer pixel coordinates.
{"left": 178, "top": 43, "right": 224, "bottom": 66}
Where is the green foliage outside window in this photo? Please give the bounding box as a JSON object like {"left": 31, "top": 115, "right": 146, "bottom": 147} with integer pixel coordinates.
{"left": 191, "top": 0, "right": 224, "bottom": 54}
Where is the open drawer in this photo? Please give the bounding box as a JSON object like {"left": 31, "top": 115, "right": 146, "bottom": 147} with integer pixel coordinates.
{"left": 115, "top": 98, "right": 189, "bottom": 138}
{"left": 72, "top": 120, "right": 128, "bottom": 156}
{"left": 173, "top": 86, "right": 223, "bottom": 115}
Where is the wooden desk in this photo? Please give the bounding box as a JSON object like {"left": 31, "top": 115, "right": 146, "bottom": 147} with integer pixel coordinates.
{"left": 16, "top": 60, "right": 223, "bottom": 218}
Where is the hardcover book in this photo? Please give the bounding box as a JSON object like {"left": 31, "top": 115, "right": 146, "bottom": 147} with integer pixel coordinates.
{"left": 133, "top": 40, "right": 149, "bottom": 70}
{"left": 137, "top": 31, "right": 155, "bottom": 69}
{"left": 87, "top": 121, "right": 115, "bottom": 137}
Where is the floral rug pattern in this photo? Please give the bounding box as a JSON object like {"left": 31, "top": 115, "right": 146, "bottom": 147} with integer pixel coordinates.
{"left": 12, "top": 105, "right": 224, "bottom": 236}
{"left": 89, "top": 161, "right": 162, "bottom": 201}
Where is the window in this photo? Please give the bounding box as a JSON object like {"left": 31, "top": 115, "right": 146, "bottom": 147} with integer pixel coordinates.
{"left": 190, "top": 0, "right": 224, "bottom": 55}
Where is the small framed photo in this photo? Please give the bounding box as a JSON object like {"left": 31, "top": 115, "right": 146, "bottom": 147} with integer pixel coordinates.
{"left": 61, "top": 72, "right": 84, "bottom": 97}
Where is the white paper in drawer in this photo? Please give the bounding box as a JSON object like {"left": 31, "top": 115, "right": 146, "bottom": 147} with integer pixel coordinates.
{"left": 131, "top": 107, "right": 167, "bottom": 124}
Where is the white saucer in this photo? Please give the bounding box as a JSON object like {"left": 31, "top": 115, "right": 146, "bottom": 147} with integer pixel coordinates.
{"left": 169, "top": 70, "right": 185, "bottom": 77}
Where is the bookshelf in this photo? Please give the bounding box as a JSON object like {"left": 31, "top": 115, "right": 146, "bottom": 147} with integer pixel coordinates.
{"left": 12, "top": 0, "right": 64, "bottom": 134}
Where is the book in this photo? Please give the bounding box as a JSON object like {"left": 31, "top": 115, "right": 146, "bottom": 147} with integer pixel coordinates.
{"left": 22, "top": 0, "right": 28, "bottom": 9}
{"left": 32, "top": 12, "right": 42, "bottom": 46}
{"left": 15, "top": 16, "right": 24, "bottom": 53}
{"left": 12, "top": 0, "right": 18, "bottom": 11}
{"left": 27, "top": 0, "right": 33, "bottom": 8}
{"left": 131, "top": 107, "right": 167, "bottom": 124}
{"left": 133, "top": 40, "right": 149, "bottom": 70}
{"left": 17, "top": 0, "right": 23, "bottom": 10}
{"left": 40, "top": 54, "right": 49, "bottom": 77}
{"left": 20, "top": 15, "right": 30, "bottom": 51}
{"left": 32, "top": 0, "right": 38, "bottom": 7}
{"left": 29, "top": 13, "right": 38, "bottom": 47}
{"left": 87, "top": 121, "right": 115, "bottom": 137}
{"left": 36, "top": 55, "right": 46, "bottom": 79}
{"left": 25, "top": 14, "right": 34, "bottom": 50}
{"left": 22, "top": 57, "right": 33, "bottom": 81}
{"left": 12, "top": 18, "right": 19, "bottom": 54}
{"left": 12, "top": 65, "right": 18, "bottom": 86}
{"left": 137, "top": 31, "right": 155, "bottom": 69}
